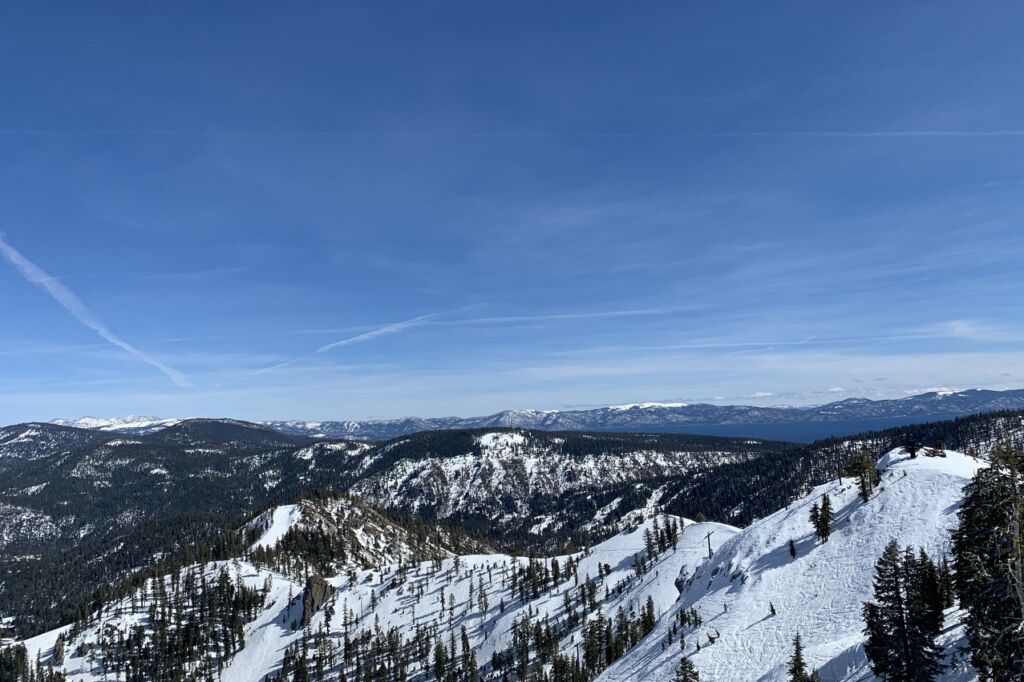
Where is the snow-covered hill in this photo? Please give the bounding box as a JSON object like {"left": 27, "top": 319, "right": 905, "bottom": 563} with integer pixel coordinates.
{"left": 23, "top": 509, "right": 736, "bottom": 681}
{"left": 597, "top": 448, "right": 985, "bottom": 682}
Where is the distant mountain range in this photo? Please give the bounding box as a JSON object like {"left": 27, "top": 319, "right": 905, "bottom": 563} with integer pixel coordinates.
{"left": 52, "top": 387, "right": 1024, "bottom": 441}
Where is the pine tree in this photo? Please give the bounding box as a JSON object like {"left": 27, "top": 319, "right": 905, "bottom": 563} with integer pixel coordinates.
{"left": 953, "top": 443, "right": 1024, "bottom": 679}
{"left": 808, "top": 503, "right": 820, "bottom": 541}
{"left": 432, "top": 640, "right": 448, "bottom": 681}
{"left": 858, "top": 472, "right": 872, "bottom": 503}
{"left": 788, "top": 633, "right": 810, "bottom": 682}
{"left": 911, "top": 549, "right": 944, "bottom": 637}
{"left": 903, "top": 549, "right": 943, "bottom": 681}
{"left": 937, "top": 557, "right": 954, "bottom": 610}
{"left": 817, "top": 494, "right": 834, "bottom": 542}
{"left": 642, "top": 596, "right": 657, "bottom": 635}
{"left": 52, "top": 633, "right": 65, "bottom": 665}
{"left": 460, "top": 625, "right": 478, "bottom": 681}
{"left": 850, "top": 452, "right": 878, "bottom": 502}
{"left": 863, "top": 539, "right": 943, "bottom": 681}
{"left": 863, "top": 540, "right": 909, "bottom": 680}
{"left": 674, "top": 656, "right": 700, "bottom": 682}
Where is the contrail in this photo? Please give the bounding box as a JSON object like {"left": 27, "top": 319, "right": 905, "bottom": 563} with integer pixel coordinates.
{"left": 314, "top": 313, "right": 439, "bottom": 353}
{"left": 258, "top": 312, "right": 440, "bottom": 373}
{"left": 0, "top": 232, "right": 190, "bottom": 388}
{"left": 256, "top": 306, "right": 686, "bottom": 373}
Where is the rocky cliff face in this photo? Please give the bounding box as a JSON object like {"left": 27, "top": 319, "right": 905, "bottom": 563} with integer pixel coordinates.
{"left": 301, "top": 575, "right": 335, "bottom": 626}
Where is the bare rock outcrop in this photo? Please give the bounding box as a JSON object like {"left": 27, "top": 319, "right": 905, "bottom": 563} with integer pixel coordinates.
{"left": 301, "top": 574, "right": 334, "bottom": 626}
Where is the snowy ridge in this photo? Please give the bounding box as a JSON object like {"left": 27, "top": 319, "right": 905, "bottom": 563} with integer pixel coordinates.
{"left": 51, "top": 387, "right": 1024, "bottom": 440}
{"left": 0, "top": 423, "right": 106, "bottom": 461}
{"left": 246, "top": 504, "right": 303, "bottom": 550}
{"left": 23, "top": 512, "right": 735, "bottom": 681}
{"left": 242, "top": 494, "right": 485, "bottom": 574}
{"left": 608, "top": 402, "right": 689, "bottom": 411}
{"left": 50, "top": 416, "right": 182, "bottom": 435}
{"left": 347, "top": 429, "right": 756, "bottom": 535}
{"left": 597, "top": 448, "right": 985, "bottom": 682}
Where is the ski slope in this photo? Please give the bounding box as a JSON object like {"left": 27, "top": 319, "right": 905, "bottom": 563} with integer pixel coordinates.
{"left": 597, "top": 448, "right": 984, "bottom": 682}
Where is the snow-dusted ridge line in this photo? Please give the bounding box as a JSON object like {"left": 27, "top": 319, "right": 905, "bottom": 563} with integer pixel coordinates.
{"left": 608, "top": 401, "right": 690, "bottom": 411}
{"left": 51, "top": 416, "right": 183, "bottom": 434}
{"left": 50, "top": 387, "right": 1024, "bottom": 440}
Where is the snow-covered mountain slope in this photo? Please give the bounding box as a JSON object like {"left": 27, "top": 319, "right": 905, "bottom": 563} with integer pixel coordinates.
{"left": 50, "top": 416, "right": 182, "bottom": 435}
{"left": 54, "top": 387, "right": 1024, "bottom": 441}
{"left": 0, "top": 422, "right": 107, "bottom": 461}
{"left": 243, "top": 493, "right": 489, "bottom": 572}
{"left": 345, "top": 429, "right": 773, "bottom": 544}
{"left": 247, "top": 503, "right": 304, "bottom": 549}
{"left": 597, "top": 448, "right": 985, "bottom": 682}
{"left": 0, "top": 420, "right": 319, "bottom": 553}
{"left": 23, "top": 511, "right": 737, "bottom": 681}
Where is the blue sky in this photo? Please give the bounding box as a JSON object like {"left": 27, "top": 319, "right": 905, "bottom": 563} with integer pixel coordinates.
{"left": 2, "top": 2, "right": 1024, "bottom": 422}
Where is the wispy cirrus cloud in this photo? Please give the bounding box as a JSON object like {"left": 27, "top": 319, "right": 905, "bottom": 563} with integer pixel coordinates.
{"left": 256, "top": 305, "right": 668, "bottom": 374}
{"left": 167, "top": 306, "right": 682, "bottom": 344}
{"left": 918, "top": 319, "right": 1024, "bottom": 343}
{"left": 0, "top": 232, "right": 190, "bottom": 388}
{"left": 258, "top": 312, "right": 441, "bottom": 373}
